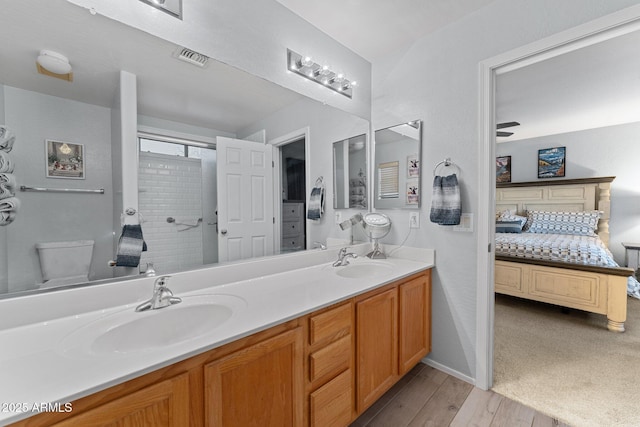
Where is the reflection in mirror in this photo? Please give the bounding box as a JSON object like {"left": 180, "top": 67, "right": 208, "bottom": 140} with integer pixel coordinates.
{"left": 333, "top": 134, "right": 367, "bottom": 209}
{"left": 373, "top": 121, "right": 422, "bottom": 209}
{"left": 0, "top": 1, "right": 369, "bottom": 297}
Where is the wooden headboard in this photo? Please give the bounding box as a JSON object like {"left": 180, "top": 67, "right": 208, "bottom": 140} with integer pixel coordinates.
{"left": 496, "top": 176, "right": 615, "bottom": 247}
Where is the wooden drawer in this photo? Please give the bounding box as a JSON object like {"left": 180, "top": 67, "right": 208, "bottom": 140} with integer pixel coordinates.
{"left": 309, "top": 303, "right": 352, "bottom": 346}
{"left": 309, "top": 369, "right": 352, "bottom": 427}
{"left": 282, "top": 219, "right": 304, "bottom": 237}
{"left": 309, "top": 335, "right": 351, "bottom": 384}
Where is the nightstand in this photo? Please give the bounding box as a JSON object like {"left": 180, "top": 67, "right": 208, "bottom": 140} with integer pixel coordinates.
{"left": 622, "top": 242, "right": 640, "bottom": 277}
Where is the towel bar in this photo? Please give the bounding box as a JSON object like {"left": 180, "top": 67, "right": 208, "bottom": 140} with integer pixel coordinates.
{"left": 20, "top": 185, "right": 104, "bottom": 194}
{"left": 433, "top": 158, "right": 460, "bottom": 176}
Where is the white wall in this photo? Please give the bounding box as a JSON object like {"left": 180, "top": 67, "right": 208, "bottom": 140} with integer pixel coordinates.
{"left": 4, "top": 86, "right": 114, "bottom": 291}
{"left": 372, "top": 0, "right": 640, "bottom": 381}
{"left": 66, "top": 0, "right": 372, "bottom": 121}
{"left": 497, "top": 121, "right": 640, "bottom": 263}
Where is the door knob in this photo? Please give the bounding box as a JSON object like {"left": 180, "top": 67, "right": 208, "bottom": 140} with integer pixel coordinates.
{"left": 220, "top": 229, "right": 227, "bottom": 235}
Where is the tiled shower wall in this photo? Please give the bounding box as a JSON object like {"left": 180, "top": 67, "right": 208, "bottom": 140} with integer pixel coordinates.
{"left": 138, "top": 152, "right": 203, "bottom": 274}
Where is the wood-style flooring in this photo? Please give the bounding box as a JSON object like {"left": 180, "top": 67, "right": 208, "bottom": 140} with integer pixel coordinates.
{"left": 350, "top": 363, "right": 570, "bottom": 427}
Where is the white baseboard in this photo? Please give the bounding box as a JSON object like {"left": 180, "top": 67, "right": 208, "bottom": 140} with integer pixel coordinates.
{"left": 422, "top": 357, "right": 475, "bottom": 386}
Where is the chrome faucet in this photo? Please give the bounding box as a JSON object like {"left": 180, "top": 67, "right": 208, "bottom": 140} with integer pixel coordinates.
{"left": 333, "top": 247, "right": 358, "bottom": 267}
{"left": 135, "top": 275, "right": 182, "bottom": 312}
{"left": 312, "top": 241, "right": 327, "bottom": 250}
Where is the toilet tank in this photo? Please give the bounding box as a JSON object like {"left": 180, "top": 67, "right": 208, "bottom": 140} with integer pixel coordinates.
{"left": 35, "top": 240, "right": 95, "bottom": 282}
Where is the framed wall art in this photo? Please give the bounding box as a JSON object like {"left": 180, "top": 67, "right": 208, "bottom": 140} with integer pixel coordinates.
{"left": 407, "top": 154, "right": 419, "bottom": 178}
{"left": 538, "top": 146, "right": 565, "bottom": 179}
{"left": 406, "top": 180, "right": 419, "bottom": 205}
{"left": 496, "top": 155, "right": 511, "bottom": 183}
{"left": 46, "top": 139, "right": 85, "bottom": 179}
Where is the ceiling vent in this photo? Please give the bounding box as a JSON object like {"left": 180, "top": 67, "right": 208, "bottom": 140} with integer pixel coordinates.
{"left": 175, "top": 47, "right": 209, "bottom": 68}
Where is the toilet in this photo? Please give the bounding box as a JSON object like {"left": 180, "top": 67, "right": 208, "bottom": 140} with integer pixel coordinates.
{"left": 36, "top": 240, "right": 95, "bottom": 288}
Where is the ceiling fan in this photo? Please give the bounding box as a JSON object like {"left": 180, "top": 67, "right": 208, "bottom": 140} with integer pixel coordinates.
{"left": 496, "top": 121, "right": 520, "bottom": 137}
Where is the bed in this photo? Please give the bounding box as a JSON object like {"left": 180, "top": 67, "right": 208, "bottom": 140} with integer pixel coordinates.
{"left": 494, "top": 176, "right": 636, "bottom": 332}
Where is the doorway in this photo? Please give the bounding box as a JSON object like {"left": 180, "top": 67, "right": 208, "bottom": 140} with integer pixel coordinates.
{"left": 279, "top": 137, "right": 307, "bottom": 253}
{"left": 476, "top": 5, "right": 640, "bottom": 390}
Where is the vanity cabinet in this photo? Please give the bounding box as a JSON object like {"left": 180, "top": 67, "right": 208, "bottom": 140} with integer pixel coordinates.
{"left": 48, "top": 373, "right": 190, "bottom": 427}
{"left": 205, "top": 327, "right": 304, "bottom": 427}
{"left": 9, "top": 269, "right": 431, "bottom": 427}
{"left": 306, "top": 302, "right": 354, "bottom": 427}
{"left": 356, "top": 270, "right": 432, "bottom": 413}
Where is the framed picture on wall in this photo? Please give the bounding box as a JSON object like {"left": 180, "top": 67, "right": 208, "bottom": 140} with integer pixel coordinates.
{"left": 538, "top": 146, "right": 565, "bottom": 179}
{"left": 45, "top": 139, "right": 85, "bottom": 179}
{"left": 407, "top": 154, "right": 419, "bottom": 178}
{"left": 496, "top": 155, "right": 511, "bottom": 183}
{"left": 406, "top": 180, "right": 419, "bottom": 205}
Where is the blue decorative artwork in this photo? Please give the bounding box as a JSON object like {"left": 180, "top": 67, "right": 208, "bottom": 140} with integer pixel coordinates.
{"left": 538, "top": 147, "right": 565, "bottom": 179}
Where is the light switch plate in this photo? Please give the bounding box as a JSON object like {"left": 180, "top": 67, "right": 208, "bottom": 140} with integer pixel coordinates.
{"left": 335, "top": 212, "right": 342, "bottom": 225}
{"left": 453, "top": 213, "right": 474, "bottom": 232}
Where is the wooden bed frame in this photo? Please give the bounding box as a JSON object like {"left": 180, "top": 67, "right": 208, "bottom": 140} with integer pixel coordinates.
{"left": 495, "top": 176, "right": 634, "bottom": 332}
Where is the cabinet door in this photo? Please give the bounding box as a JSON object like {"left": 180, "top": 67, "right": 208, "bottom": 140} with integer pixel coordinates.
{"left": 204, "top": 328, "right": 304, "bottom": 427}
{"left": 356, "top": 287, "right": 398, "bottom": 412}
{"left": 398, "top": 272, "right": 432, "bottom": 375}
{"left": 51, "top": 373, "right": 190, "bottom": 427}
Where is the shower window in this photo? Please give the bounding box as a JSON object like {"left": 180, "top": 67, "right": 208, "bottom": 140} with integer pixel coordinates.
{"left": 139, "top": 138, "right": 202, "bottom": 159}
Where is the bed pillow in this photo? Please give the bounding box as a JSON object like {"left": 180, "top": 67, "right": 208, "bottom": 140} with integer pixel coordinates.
{"left": 496, "top": 220, "right": 524, "bottom": 233}
{"left": 526, "top": 210, "right": 601, "bottom": 236}
{"left": 497, "top": 210, "right": 528, "bottom": 229}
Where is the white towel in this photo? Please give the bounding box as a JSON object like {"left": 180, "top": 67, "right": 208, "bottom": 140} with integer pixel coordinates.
{"left": 0, "top": 173, "right": 17, "bottom": 200}
{"left": 307, "top": 183, "right": 325, "bottom": 221}
{"left": 0, "top": 126, "right": 15, "bottom": 152}
{"left": 0, "top": 151, "right": 14, "bottom": 173}
{"left": 0, "top": 196, "right": 20, "bottom": 226}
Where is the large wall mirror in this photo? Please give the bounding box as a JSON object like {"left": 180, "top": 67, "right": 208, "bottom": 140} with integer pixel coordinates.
{"left": 373, "top": 121, "right": 422, "bottom": 209}
{"left": 0, "top": 0, "right": 369, "bottom": 297}
{"left": 333, "top": 134, "right": 367, "bottom": 209}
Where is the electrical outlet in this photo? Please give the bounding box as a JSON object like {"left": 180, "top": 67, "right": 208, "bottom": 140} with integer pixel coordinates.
{"left": 409, "top": 212, "right": 420, "bottom": 228}
{"left": 335, "top": 212, "right": 342, "bottom": 225}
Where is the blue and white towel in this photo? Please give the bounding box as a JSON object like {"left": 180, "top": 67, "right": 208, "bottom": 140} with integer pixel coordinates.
{"left": 0, "top": 126, "right": 15, "bottom": 153}
{"left": 430, "top": 174, "right": 461, "bottom": 225}
{"left": 115, "top": 224, "right": 148, "bottom": 267}
{"left": 307, "top": 183, "right": 325, "bottom": 221}
{"left": 0, "top": 196, "right": 20, "bottom": 226}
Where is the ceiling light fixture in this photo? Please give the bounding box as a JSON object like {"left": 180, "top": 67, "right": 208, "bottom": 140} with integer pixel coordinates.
{"left": 36, "top": 50, "right": 72, "bottom": 76}
{"left": 287, "top": 49, "right": 354, "bottom": 99}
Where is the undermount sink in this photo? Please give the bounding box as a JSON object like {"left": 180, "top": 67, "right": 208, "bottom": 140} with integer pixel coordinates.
{"left": 334, "top": 260, "right": 394, "bottom": 279}
{"left": 59, "top": 294, "right": 246, "bottom": 358}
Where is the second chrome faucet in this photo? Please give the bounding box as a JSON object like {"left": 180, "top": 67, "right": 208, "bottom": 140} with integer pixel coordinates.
{"left": 332, "top": 247, "right": 358, "bottom": 267}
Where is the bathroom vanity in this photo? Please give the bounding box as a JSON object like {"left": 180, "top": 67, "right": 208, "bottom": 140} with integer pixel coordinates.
{"left": 0, "top": 245, "right": 433, "bottom": 426}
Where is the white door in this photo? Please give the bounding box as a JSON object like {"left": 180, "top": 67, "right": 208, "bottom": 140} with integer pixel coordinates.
{"left": 216, "top": 136, "right": 274, "bottom": 262}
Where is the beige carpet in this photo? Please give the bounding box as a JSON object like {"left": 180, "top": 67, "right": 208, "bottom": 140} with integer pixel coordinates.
{"left": 493, "top": 294, "right": 640, "bottom": 427}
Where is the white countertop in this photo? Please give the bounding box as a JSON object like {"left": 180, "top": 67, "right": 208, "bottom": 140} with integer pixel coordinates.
{"left": 0, "top": 244, "right": 434, "bottom": 425}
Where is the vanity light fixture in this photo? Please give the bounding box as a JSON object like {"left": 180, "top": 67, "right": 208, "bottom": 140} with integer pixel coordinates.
{"left": 287, "top": 49, "right": 355, "bottom": 98}
{"left": 36, "top": 50, "right": 73, "bottom": 81}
